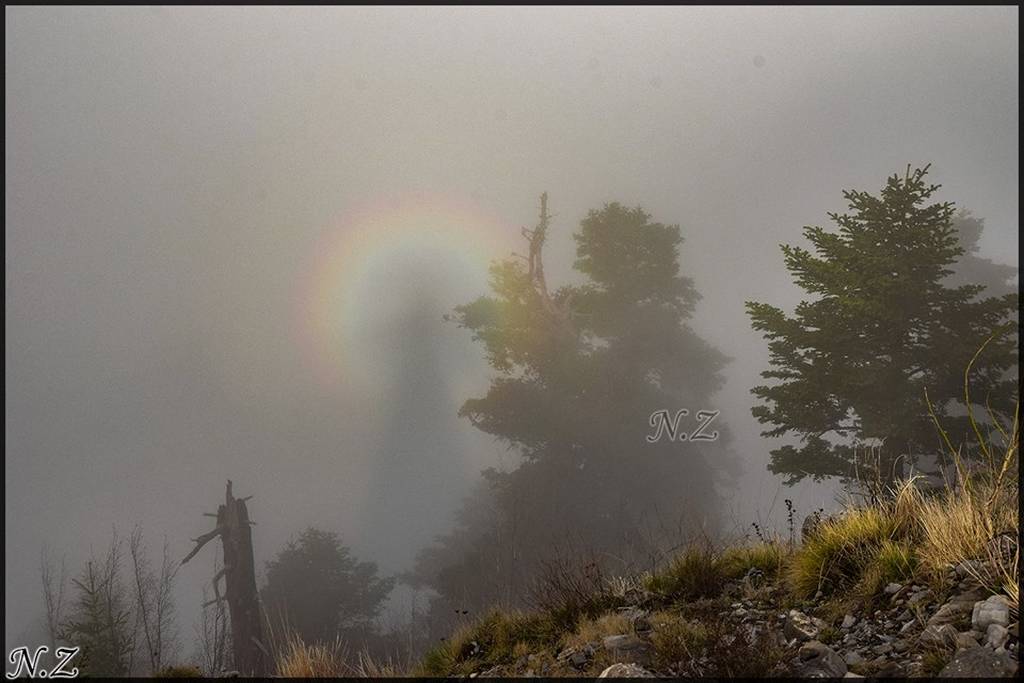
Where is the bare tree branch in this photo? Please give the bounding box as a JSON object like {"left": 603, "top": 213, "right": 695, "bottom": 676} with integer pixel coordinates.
{"left": 180, "top": 527, "right": 223, "bottom": 566}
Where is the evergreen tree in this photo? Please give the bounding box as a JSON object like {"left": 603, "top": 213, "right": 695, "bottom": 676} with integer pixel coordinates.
{"left": 747, "top": 165, "right": 1018, "bottom": 485}
{"left": 60, "top": 547, "right": 135, "bottom": 677}
{"left": 261, "top": 527, "right": 394, "bottom": 647}
{"left": 409, "top": 195, "right": 737, "bottom": 635}
{"left": 946, "top": 209, "right": 1018, "bottom": 299}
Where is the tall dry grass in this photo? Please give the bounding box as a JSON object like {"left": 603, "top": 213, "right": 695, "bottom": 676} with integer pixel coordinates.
{"left": 272, "top": 630, "right": 405, "bottom": 678}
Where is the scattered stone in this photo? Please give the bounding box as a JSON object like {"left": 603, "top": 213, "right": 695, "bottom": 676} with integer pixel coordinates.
{"left": 785, "top": 609, "right": 821, "bottom": 641}
{"left": 796, "top": 640, "right": 847, "bottom": 678}
{"left": 972, "top": 595, "right": 1010, "bottom": 631}
{"left": 874, "top": 661, "right": 904, "bottom": 678}
{"left": 843, "top": 651, "right": 864, "bottom": 666}
{"left": 558, "top": 644, "right": 595, "bottom": 668}
{"left": 899, "top": 619, "right": 916, "bottom": 634}
{"left": 956, "top": 560, "right": 979, "bottom": 578}
{"left": 956, "top": 631, "right": 980, "bottom": 650}
{"left": 841, "top": 614, "right": 857, "bottom": 630}
{"left": 938, "top": 645, "right": 1018, "bottom": 678}
{"left": 883, "top": 582, "right": 902, "bottom": 595}
{"left": 928, "top": 601, "right": 971, "bottom": 628}
{"left": 986, "top": 624, "right": 1009, "bottom": 650}
{"left": 907, "top": 589, "right": 933, "bottom": 607}
{"left": 921, "top": 624, "right": 958, "bottom": 648}
{"left": 598, "top": 663, "right": 654, "bottom": 678}
{"left": 603, "top": 634, "right": 642, "bottom": 652}
{"left": 872, "top": 642, "right": 893, "bottom": 656}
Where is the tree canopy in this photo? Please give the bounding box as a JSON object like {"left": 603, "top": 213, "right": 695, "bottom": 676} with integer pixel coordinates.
{"left": 408, "top": 195, "right": 737, "bottom": 639}
{"left": 261, "top": 527, "right": 394, "bottom": 646}
{"left": 747, "top": 165, "right": 1018, "bottom": 485}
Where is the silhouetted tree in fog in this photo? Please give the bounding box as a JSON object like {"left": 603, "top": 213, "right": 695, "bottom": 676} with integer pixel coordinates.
{"left": 946, "top": 210, "right": 1018, "bottom": 299}
{"left": 408, "top": 195, "right": 737, "bottom": 640}
{"left": 261, "top": 528, "right": 394, "bottom": 648}
{"left": 747, "top": 165, "right": 1018, "bottom": 486}
{"left": 59, "top": 535, "right": 135, "bottom": 677}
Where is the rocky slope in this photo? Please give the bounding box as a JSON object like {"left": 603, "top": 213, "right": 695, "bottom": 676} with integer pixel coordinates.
{"left": 430, "top": 537, "right": 1018, "bottom": 679}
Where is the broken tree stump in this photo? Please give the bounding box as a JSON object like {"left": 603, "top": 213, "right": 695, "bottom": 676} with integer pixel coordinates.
{"left": 182, "top": 480, "right": 268, "bottom": 676}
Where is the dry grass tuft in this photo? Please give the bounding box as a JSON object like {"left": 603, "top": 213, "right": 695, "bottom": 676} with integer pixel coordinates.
{"left": 275, "top": 633, "right": 347, "bottom": 678}
{"left": 562, "top": 611, "right": 631, "bottom": 650}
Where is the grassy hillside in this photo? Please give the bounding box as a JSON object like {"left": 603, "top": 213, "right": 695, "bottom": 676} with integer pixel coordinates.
{"left": 276, "top": 409, "right": 1019, "bottom": 678}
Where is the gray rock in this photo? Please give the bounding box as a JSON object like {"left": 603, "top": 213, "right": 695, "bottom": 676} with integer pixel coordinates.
{"left": 884, "top": 582, "right": 903, "bottom": 595}
{"left": 872, "top": 643, "right": 893, "bottom": 656}
{"left": 972, "top": 595, "right": 1010, "bottom": 631}
{"left": 952, "top": 588, "right": 988, "bottom": 605}
{"left": 921, "top": 623, "right": 958, "bottom": 648}
{"left": 956, "top": 631, "right": 980, "bottom": 650}
{"left": 558, "top": 644, "right": 595, "bottom": 668}
{"left": 843, "top": 673, "right": 864, "bottom": 679}
{"left": 986, "top": 623, "right": 1009, "bottom": 650}
{"left": 956, "top": 560, "right": 980, "bottom": 578}
{"left": 928, "top": 601, "right": 971, "bottom": 628}
{"left": 603, "top": 634, "right": 642, "bottom": 652}
{"left": 797, "top": 640, "right": 847, "bottom": 678}
{"left": 844, "top": 651, "right": 865, "bottom": 666}
{"left": 874, "top": 661, "right": 904, "bottom": 677}
{"left": 938, "top": 645, "right": 1018, "bottom": 678}
{"left": 841, "top": 614, "right": 857, "bottom": 629}
{"left": 907, "top": 589, "right": 933, "bottom": 607}
{"left": 569, "top": 651, "right": 589, "bottom": 667}
{"left": 785, "top": 609, "right": 821, "bottom": 641}
{"left": 598, "top": 663, "right": 654, "bottom": 678}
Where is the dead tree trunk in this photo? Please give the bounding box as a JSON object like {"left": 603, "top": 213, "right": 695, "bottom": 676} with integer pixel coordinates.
{"left": 181, "top": 480, "right": 268, "bottom": 676}
{"left": 520, "top": 192, "right": 578, "bottom": 343}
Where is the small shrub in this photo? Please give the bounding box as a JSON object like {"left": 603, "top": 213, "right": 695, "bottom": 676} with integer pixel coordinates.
{"left": 415, "top": 642, "right": 457, "bottom": 677}
{"left": 920, "top": 647, "right": 953, "bottom": 676}
{"left": 786, "top": 506, "right": 899, "bottom": 597}
{"left": 817, "top": 625, "right": 839, "bottom": 645}
{"left": 644, "top": 544, "right": 724, "bottom": 600}
{"left": 718, "top": 542, "right": 787, "bottom": 580}
{"left": 562, "top": 611, "right": 630, "bottom": 650}
{"left": 529, "top": 555, "right": 623, "bottom": 632}
{"left": 416, "top": 608, "right": 560, "bottom": 676}
{"left": 649, "top": 610, "right": 708, "bottom": 670}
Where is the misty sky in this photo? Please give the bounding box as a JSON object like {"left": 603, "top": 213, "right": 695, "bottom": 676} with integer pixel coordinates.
{"left": 5, "top": 6, "right": 1018, "bottom": 651}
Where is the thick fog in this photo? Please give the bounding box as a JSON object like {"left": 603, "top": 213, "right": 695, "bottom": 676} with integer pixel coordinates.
{"left": 5, "top": 6, "right": 1018, "bottom": 652}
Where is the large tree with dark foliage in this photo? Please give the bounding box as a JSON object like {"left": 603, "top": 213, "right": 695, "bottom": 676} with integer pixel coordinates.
{"left": 408, "top": 195, "right": 737, "bottom": 640}
{"left": 261, "top": 528, "right": 394, "bottom": 647}
{"left": 747, "top": 165, "right": 1018, "bottom": 486}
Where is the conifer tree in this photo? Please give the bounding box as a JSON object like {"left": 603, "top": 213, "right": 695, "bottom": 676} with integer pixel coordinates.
{"left": 747, "top": 165, "right": 1018, "bottom": 485}
{"left": 60, "top": 546, "right": 135, "bottom": 677}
